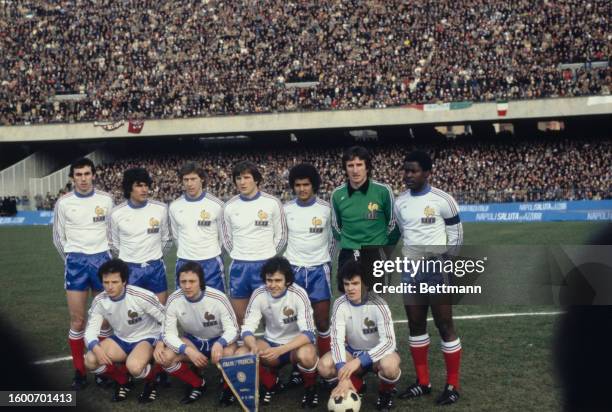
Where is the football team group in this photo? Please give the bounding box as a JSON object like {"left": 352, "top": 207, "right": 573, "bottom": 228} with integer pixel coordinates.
{"left": 53, "top": 146, "right": 463, "bottom": 411}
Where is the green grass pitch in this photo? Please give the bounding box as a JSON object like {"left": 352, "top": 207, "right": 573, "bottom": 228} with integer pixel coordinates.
{"left": 0, "top": 222, "right": 605, "bottom": 411}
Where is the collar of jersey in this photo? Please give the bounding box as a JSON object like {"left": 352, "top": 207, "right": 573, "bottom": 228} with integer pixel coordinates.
{"left": 410, "top": 184, "right": 431, "bottom": 196}
{"left": 268, "top": 287, "right": 288, "bottom": 299}
{"left": 239, "top": 191, "right": 261, "bottom": 202}
{"left": 296, "top": 196, "right": 317, "bottom": 207}
{"left": 110, "top": 288, "right": 127, "bottom": 302}
{"left": 347, "top": 179, "right": 369, "bottom": 197}
{"left": 185, "top": 290, "right": 205, "bottom": 303}
{"left": 128, "top": 199, "right": 148, "bottom": 209}
{"left": 184, "top": 191, "right": 206, "bottom": 202}
{"left": 347, "top": 293, "right": 368, "bottom": 306}
{"left": 74, "top": 189, "right": 95, "bottom": 198}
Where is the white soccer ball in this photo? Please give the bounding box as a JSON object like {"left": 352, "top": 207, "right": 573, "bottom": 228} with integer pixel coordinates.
{"left": 327, "top": 390, "right": 361, "bottom": 412}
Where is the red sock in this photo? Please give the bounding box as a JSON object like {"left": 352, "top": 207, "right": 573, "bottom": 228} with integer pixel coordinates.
{"left": 104, "top": 363, "right": 129, "bottom": 385}
{"left": 409, "top": 334, "right": 430, "bottom": 385}
{"left": 317, "top": 332, "right": 331, "bottom": 355}
{"left": 68, "top": 330, "right": 86, "bottom": 375}
{"left": 441, "top": 338, "right": 462, "bottom": 388}
{"left": 167, "top": 362, "right": 203, "bottom": 388}
{"left": 145, "top": 364, "right": 162, "bottom": 382}
{"left": 222, "top": 380, "right": 229, "bottom": 390}
{"left": 259, "top": 365, "right": 277, "bottom": 390}
{"left": 379, "top": 380, "right": 396, "bottom": 393}
{"left": 349, "top": 374, "right": 363, "bottom": 393}
{"left": 298, "top": 365, "right": 318, "bottom": 388}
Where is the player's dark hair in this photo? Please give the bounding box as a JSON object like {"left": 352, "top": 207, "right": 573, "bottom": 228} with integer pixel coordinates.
{"left": 98, "top": 258, "right": 129, "bottom": 283}
{"left": 289, "top": 163, "right": 321, "bottom": 193}
{"left": 177, "top": 261, "right": 206, "bottom": 291}
{"left": 232, "top": 161, "right": 263, "bottom": 185}
{"left": 337, "top": 256, "right": 375, "bottom": 293}
{"left": 260, "top": 256, "right": 294, "bottom": 286}
{"left": 404, "top": 151, "right": 433, "bottom": 172}
{"left": 69, "top": 157, "right": 96, "bottom": 178}
{"left": 178, "top": 162, "right": 207, "bottom": 182}
{"left": 342, "top": 146, "right": 372, "bottom": 176}
{"left": 122, "top": 167, "right": 153, "bottom": 199}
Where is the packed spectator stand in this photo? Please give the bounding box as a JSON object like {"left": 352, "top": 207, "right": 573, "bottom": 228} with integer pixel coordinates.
{"left": 39, "top": 135, "right": 611, "bottom": 210}
{"left": 1, "top": 0, "right": 609, "bottom": 125}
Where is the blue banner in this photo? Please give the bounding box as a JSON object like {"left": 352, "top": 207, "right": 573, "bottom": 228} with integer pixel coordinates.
{"left": 217, "top": 354, "right": 259, "bottom": 412}
{"left": 459, "top": 200, "right": 612, "bottom": 222}
{"left": 0, "top": 211, "right": 54, "bottom": 226}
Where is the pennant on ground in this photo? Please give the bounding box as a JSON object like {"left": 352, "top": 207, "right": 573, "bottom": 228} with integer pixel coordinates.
{"left": 496, "top": 100, "right": 509, "bottom": 116}
{"left": 217, "top": 353, "right": 259, "bottom": 412}
{"left": 128, "top": 119, "right": 144, "bottom": 134}
{"left": 94, "top": 120, "right": 124, "bottom": 131}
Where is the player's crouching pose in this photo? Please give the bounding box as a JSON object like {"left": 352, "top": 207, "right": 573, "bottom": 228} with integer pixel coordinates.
{"left": 154, "top": 261, "right": 239, "bottom": 405}
{"left": 235, "top": 257, "right": 319, "bottom": 408}
{"left": 84, "top": 259, "right": 165, "bottom": 403}
{"left": 318, "top": 259, "right": 401, "bottom": 412}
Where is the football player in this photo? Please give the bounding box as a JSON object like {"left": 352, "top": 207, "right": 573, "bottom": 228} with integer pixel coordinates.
{"left": 84, "top": 258, "right": 165, "bottom": 403}
{"left": 154, "top": 261, "right": 239, "bottom": 405}
{"left": 53, "top": 157, "right": 114, "bottom": 389}
{"left": 318, "top": 259, "right": 401, "bottom": 412}
{"left": 235, "top": 257, "right": 319, "bottom": 408}
{"left": 394, "top": 151, "right": 463, "bottom": 405}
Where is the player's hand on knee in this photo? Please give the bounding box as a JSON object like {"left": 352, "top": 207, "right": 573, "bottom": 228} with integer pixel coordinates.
{"left": 338, "top": 358, "right": 360, "bottom": 381}
{"left": 153, "top": 342, "right": 166, "bottom": 365}
{"left": 93, "top": 345, "right": 113, "bottom": 366}
{"left": 186, "top": 347, "right": 208, "bottom": 368}
{"left": 211, "top": 342, "right": 223, "bottom": 364}
{"left": 260, "top": 346, "right": 283, "bottom": 361}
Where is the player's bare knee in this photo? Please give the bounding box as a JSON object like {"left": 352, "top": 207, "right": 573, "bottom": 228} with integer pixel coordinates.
{"left": 317, "top": 353, "right": 335, "bottom": 378}
{"left": 408, "top": 319, "right": 427, "bottom": 335}
{"left": 378, "top": 354, "right": 401, "bottom": 378}
{"left": 84, "top": 352, "right": 98, "bottom": 370}
{"left": 70, "top": 318, "right": 86, "bottom": 332}
{"left": 223, "top": 343, "right": 237, "bottom": 357}
{"left": 315, "top": 317, "right": 330, "bottom": 333}
{"left": 126, "top": 358, "right": 145, "bottom": 376}
{"left": 435, "top": 321, "right": 456, "bottom": 341}
{"left": 297, "top": 344, "right": 317, "bottom": 367}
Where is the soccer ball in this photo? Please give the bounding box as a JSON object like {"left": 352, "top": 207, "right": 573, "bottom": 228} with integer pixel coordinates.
{"left": 327, "top": 390, "right": 361, "bottom": 412}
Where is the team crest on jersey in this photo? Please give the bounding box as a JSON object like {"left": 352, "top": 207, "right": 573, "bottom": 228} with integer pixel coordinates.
{"left": 281, "top": 306, "right": 298, "bottom": 324}
{"left": 366, "top": 202, "right": 379, "bottom": 220}
{"left": 93, "top": 205, "right": 106, "bottom": 222}
{"left": 127, "top": 309, "right": 143, "bottom": 325}
{"left": 202, "top": 311, "right": 218, "bottom": 327}
{"left": 421, "top": 206, "right": 436, "bottom": 224}
{"left": 147, "top": 217, "right": 160, "bottom": 233}
{"left": 198, "top": 209, "right": 212, "bottom": 227}
{"left": 309, "top": 216, "right": 324, "bottom": 233}
{"left": 255, "top": 209, "right": 269, "bottom": 227}
{"left": 362, "top": 317, "right": 378, "bottom": 334}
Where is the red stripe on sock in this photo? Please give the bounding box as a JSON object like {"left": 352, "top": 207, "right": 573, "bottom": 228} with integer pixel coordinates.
{"left": 145, "top": 364, "right": 162, "bottom": 382}
{"left": 168, "top": 362, "right": 203, "bottom": 388}
{"left": 259, "top": 365, "right": 277, "bottom": 390}
{"left": 379, "top": 380, "right": 395, "bottom": 393}
{"left": 104, "top": 363, "right": 129, "bottom": 385}
{"left": 301, "top": 369, "right": 317, "bottom": 388}
{"left": 443, "top": 348, "right": 461, "bottom": 388}
{"left": 68, "top": 337, "right": 86, "bottom": 375}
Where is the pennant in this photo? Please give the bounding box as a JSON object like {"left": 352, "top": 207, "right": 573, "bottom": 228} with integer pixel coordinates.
{"left": 403, "top": 101, "right": 472, "bottom": 111}
{"left": 128, "top": 119, "right": 144, "bottom": 134}
{"left": 496, "top": 100, "right": 509, "bottom": 116}
{"left": 217, "top": 354, "right": 259, "bottom": 412}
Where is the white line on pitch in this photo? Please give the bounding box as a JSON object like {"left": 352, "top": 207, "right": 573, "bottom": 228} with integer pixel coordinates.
{"left": 32, "top": 310, "right": 563, "bottom": 366}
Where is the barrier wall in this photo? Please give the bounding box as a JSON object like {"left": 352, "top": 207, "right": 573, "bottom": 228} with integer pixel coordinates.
{"left": 1, "top": 200, "right": 610, "bottom": 226}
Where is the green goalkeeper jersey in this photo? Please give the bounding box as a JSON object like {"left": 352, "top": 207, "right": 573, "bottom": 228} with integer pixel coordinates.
{"left": 330, "top": 179, "right": 400, "bottom": 250}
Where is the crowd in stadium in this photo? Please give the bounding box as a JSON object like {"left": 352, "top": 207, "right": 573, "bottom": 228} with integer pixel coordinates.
{"left": 38, "top": 136, "right": 610, "bottom": 209}
{"left": 1, "top": 0, "right": 609, "bottom": 125}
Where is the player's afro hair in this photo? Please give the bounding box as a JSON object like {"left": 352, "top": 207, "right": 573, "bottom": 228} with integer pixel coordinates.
{"left": 122, "top": 167, "right": 153, "bottom": 199}
{"left": 404, "top": 150, "right": 433, "bottom": 172}
{"left": 69, "top": 157, "right": 96, "bottom": 178}
{"left": 288, "top": 163, "right": 321, "bottom": 193}
{"left": 342, "top": 146, "right": 373, "bottom": 176}
{"left": 232, "top": 161, "right": 263, "bottom": 185}
{"left": 177, "top": 260, "right": 206, "bottom": 291}
{"left": 260, "top": 256, "right": 294, "bottom": 286}
{"left": 98, "top": 258, "right": 129, "bottom": 283}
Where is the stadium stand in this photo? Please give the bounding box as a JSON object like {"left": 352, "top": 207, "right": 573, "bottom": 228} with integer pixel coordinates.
{"left": 41, "top": 135, "right": 611, "bottom": 209}
{"left": 1, "top": 0, "right": 609, "bottom": 125}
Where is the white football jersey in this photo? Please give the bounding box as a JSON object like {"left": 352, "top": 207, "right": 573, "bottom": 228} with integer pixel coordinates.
{"left": 241, "top": 284, "right": 315, "bottom": 345}
{"left": 85, "top": 285, "right": 164, "bottom": 349}
{"left": 52, "top": 190, "right": 114, "bottom": 260}
{"left": 221, "top": 192, "right": 287, "bottom": 261}
{"left": 330, "top": 293, "right": 396, "bottom": 368}
{"left": 169, "top": 192, "right": 224, "bottom": 261}
{"left": 394, "top": 185, "right": 463, "bottom": 258}
{"left": 163, "top": 287, "right": 239, "bottom": 353}
{"left": 283, "top": 197, "right": 336, "bottom": 267}
{"left": 110, "top": 200, "right": 171, "bottom": 263}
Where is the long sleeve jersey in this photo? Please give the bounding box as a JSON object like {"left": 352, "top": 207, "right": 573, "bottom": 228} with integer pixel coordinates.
{"left": 163, "top": 287, "right": 239, "bottom": 354}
